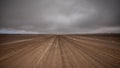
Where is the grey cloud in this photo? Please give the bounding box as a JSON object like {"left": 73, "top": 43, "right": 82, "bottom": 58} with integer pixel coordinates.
{"left": 0, "top": 0, "right": 120, "bottom": 34}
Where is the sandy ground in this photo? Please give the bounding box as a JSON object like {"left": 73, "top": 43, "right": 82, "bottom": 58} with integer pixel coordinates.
{"left": 0, "top": 34, "right": 120, "bottom": 68}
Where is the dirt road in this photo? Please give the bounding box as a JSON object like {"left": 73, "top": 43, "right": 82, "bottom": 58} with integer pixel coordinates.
{"left": 0, "top": 35, "right": 120, "bottom": 68}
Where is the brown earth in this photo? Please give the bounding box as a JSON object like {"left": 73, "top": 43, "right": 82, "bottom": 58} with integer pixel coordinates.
{"left": 0, "top": 34, "right": 120, "bottom": 68}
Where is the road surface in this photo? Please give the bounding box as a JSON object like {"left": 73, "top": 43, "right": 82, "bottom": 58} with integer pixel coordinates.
{"left": 0, "top": 35, "right": 120, "bottom": 68}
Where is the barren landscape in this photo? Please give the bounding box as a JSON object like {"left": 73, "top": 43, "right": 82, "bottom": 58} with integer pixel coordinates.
{"left": 0, "top": 34, "right": 120, "bottom": 68}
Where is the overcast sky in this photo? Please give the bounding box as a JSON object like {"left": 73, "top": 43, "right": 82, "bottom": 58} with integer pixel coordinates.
{"left": 0, "top": 0, "right": 120, "bottom": 34}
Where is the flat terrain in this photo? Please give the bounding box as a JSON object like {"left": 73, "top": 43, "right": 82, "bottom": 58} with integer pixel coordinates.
{"left": 0, "top": 34, "right": 120, "bottom": 68}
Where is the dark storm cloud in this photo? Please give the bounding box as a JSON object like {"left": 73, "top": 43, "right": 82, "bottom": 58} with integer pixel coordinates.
{"left": 0, "top": 0, "right": 120, "bottom": 34}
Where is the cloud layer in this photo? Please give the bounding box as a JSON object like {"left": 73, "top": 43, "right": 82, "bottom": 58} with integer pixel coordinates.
{"left": 0, "top": 0, "right": 120, "bottom": 34}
